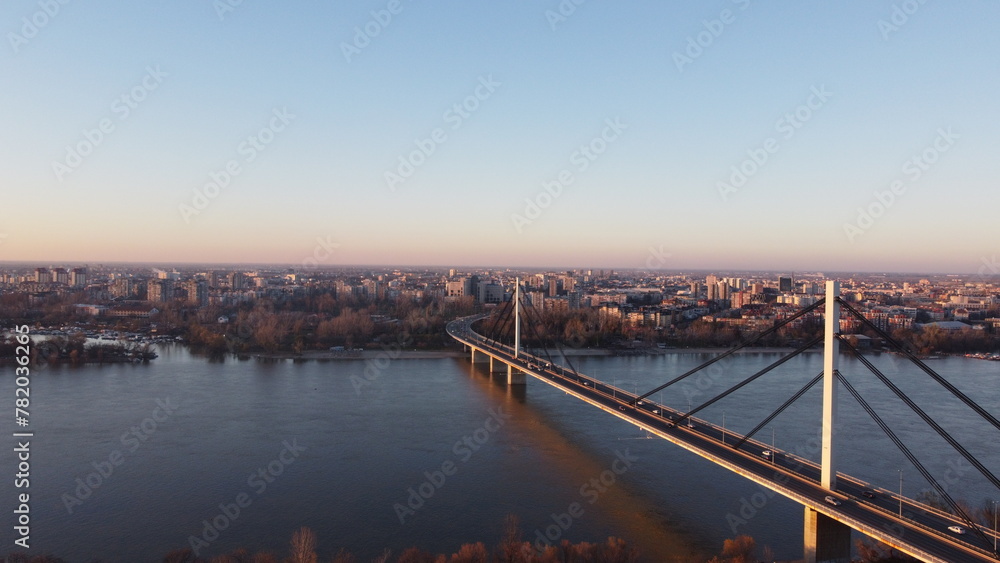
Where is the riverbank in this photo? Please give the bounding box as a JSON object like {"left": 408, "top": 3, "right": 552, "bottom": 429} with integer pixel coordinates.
{"left": 250, "top": 345, "right": 821, "bottom": 361}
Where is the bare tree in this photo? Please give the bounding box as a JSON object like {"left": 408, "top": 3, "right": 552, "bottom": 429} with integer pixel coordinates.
{"left": 719, "top": 535, "right": 755, "bottom": 563}
{"left": 446, "top": 542, "right": 488, "bottom": 563}
{"left": 287, "top": 527, "right": 318, "bottom": 563}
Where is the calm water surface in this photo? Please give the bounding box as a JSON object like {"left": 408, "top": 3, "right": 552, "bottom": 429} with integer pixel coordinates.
{"left": 2, "top": 344, "right": 998, "bottom": 562}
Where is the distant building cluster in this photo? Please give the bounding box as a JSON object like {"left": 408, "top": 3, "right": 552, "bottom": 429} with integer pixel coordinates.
{"left": 1, "top": 264, "right": 997, "bottom": 334}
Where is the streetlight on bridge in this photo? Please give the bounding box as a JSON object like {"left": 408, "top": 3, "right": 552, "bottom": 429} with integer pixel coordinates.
{"left": 992, "top": 499, "right": 998, "bottom": 553}
{"left": 898, "top": 469, "right": 903, "bottom": 517}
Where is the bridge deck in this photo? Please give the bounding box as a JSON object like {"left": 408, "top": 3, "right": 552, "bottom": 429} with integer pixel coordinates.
{"left": 448, "top": 317, "right": 1000, "bottom": 563}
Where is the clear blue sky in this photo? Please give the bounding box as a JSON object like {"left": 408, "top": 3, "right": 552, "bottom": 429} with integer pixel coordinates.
{"left": 2, "top": 1, "right": 998, "bottom": 273}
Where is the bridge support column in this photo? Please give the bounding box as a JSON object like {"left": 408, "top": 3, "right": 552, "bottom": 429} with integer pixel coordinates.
{"left": 471, "top": 348, "right": 489, "bottom": 365}
{"left": 822, "top": 280, "right": 840, "bottom": 490}
{"left": 803, "top": 507, "right": 852, "bottom": 563}
{"left": 507, "top": 365, "right": 526, "bottom": 385}
{"left": 490, "top": 357, "right": 506, "bottom": 374}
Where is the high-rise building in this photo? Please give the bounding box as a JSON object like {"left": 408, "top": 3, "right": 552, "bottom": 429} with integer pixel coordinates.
{"left": 34, "top": 268, "right": 51, "bottom": 284}
{"left": 229, "top": 271, "right": 247, "bottom": 290}
{"left": 71, "top": 267, "right": 88, "bottom": 288}
{"left": 732, "top": 291, "right": 750, "bottom": 308}
{"left": 185, "top": 280, "right": 208, "bottom": 306}
{"left": 689, "top": 282, "right": 701, "bottom": 297}
{"left": 52, "top": 268, "right": 69, "bottom": 284}
{"left": 111, "top": 278, "right": 136, "bottom": 298}
{"left": 563, "top": 276, "right": 577, "bottom": 293}
{"left": 779, "top": 276, "right": 793, "bottom": 292}
{"left": 446, "top": 278, "right": 472, "bottom": 298}
{"left": 148, "top": 279, "right": 174, "bottom": 302}
{"left": 717, "top": 281, "right": 730, "bottom": 300}
{"left": 477, "top": 282, "right": 505, "bottom": 304}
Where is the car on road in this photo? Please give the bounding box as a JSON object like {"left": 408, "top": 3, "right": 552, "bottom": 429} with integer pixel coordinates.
{"left": 947, "top": 525, "right": 966, "bottom": 535}
{"left": 761, "top": 450, "right": 773, "bottom": 460}
{"left": 824, "top": 496, "right": 842, "bottom": 507}
{"left": 862, "top": 490, "right": 876, "bottom": 499}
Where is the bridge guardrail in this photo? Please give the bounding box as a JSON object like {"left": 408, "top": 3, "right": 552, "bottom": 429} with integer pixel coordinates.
{"left": 452, "top": 320, "right": 1000, "bottom": 559}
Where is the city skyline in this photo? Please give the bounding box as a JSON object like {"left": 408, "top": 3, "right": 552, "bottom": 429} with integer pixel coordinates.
{"left": 2, "top": 2, "right": 999, "bottom": 273}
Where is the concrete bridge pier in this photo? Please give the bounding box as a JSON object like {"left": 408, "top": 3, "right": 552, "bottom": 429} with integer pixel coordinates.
{"left": 471, "top": 348, "right": 490, "bottom": 366}
{"left": 489, "top": 357, "right": 507, "bottom": 375}
{"left": 804, "top": 507, "right": 852, "bottom": 563}
{"left": 507, "top": 364, "right": 526, "bottom": 385}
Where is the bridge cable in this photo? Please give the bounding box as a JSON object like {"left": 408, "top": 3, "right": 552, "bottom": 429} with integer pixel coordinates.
{"left": 731, "top": 371, "right": 823, "bottom": 451}
{"left": 837, "top": 298, "right": 1000, "bottom": 433}
{"left": 494, "top": 303, "right": 516, "bottom": 347}
{"left": 481, "top": 303, "right": 505, "bottom": 344}
{"left": 836, "top": 371, "right": 993, "bottom": 550}
{"left": 484, "top": 299, "right": 515, "bottom": 347}
{"left": 632, "top": 298, "right": 827, "bottom": 405}
{"left": 839, "top": 335, "right": 1000, "bottom": 495}
{"left": 515, "top": 290, "right": 585, "bottom": 381}
{"left": 673, "top": 335, "right": 823, "bottom": 427}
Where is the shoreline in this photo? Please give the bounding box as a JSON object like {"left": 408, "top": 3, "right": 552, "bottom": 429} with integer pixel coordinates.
{"left": 250, "top": 346, "right": 823, "bottom": 361}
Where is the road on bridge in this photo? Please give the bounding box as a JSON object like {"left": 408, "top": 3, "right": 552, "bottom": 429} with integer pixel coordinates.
{"left": 447, "top": 316, "right": 1000, "bottom": 563}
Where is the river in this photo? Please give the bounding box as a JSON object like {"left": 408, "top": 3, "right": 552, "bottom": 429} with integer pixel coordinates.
{"left": 1, "top": 344, "right": 998, "bottom": 562}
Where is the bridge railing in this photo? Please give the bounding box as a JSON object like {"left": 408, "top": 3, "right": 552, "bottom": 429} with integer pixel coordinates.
{"left": 451, "top": 320, "right": 1000, "bottom": 560}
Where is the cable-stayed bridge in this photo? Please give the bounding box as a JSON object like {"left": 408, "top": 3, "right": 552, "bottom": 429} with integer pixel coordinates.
{"left": 446, "top": 281, "right": 1000, "bottom": 563}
